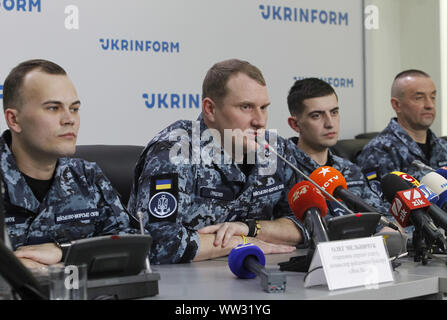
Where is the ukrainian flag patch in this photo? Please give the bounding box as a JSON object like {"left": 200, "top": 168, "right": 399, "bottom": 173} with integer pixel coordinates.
{"left": 366, "top": 171, "right": 377, "bottom": 180}
{"left": 156, "top": 179, "right": 172, "bottom": 190}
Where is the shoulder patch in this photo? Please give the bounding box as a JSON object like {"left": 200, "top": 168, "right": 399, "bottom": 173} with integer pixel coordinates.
{"left": 149, "top": 174, "right": 178, "bottom": 222}
{"left": 363, "top": 168, "right": 378, "bottom": 181}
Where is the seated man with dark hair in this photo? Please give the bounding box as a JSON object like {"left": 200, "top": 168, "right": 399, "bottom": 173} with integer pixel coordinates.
{"left": 1, "top": 59, "right": 136, "bottom": 268}
{"left": 285, "top": 77, "right": 392, "bottom": 222}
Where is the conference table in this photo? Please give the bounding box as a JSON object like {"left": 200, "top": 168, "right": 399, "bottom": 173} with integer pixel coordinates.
{"left": 150, "top": 250, "right": 447, "bottom": 300}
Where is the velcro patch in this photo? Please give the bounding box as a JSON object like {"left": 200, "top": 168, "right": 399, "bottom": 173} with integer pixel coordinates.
{"left": 149, "top": 173, "right": 178, "bottom": 222}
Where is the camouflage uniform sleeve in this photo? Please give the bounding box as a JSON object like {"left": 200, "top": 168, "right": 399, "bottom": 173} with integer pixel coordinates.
{"left": 356, "top": 142, "right": 402, "bottom": 181}
{"left": 128, "top": 143, "right": 199, "bottom": 264}
{"left": 344, "top": 163, "right": 391, "bottom": 217}
{"left": 84, "top": 162, "right": 137, "bottom": 236}
{"left": 274, "top": 139, "right": 311, "bottom": 247}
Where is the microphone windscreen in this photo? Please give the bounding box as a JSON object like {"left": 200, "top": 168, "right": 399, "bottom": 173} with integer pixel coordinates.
{"left": 422, "top": 172, "right": 447, "bottom": 195}
{"left": 381, "top": 174, "right": 414, "bottom": 203}
{"left": 288, "top": 181, "right": 327, "bottom": 221}
{"left": 390, "top": 171, "right": 420, "bottom": 186}
{"left": 435, "top": 167, "right": 447, "bottom": 180}
{"left": 420, "top": 172, "right": 447, "bottom": 207}
{"left": 309, "top": 166, "right": 347, "bottom": 197}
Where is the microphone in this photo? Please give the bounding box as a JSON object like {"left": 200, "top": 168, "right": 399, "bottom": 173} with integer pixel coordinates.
{"left": 228, "top": 243, "right": 286, "bottom": 293}
{"left": 392, "top": 171, "right": 447, "bottom": 235}
{"left": 136, "top": 211, "right": 152, "bottom": 273}
{"left": 391, "top": 171, "right": 421, "bottom": 186}
{"left": 308, "top": 166, "right": 398, "bottom": 230}
{"left": 288, "top": 181, "right": 329, "bottom": 245}
{"left": 381, "top": 174, "right": 446, "bottom": 250}
{"left": 391, "top": 172, "right": 447, "bottom": 230}
{"left": 435, "top": 167, "right": 447, "bottom": 180}
{"left": 255, "top": 138, "right": 354, "bottom": 214}
{"left": 257, "top": 138, "right": 396, "bottom": 230}
{"left": 420, "top": 172, "right": 447, "bottom": 209}
{"left": 390, "top": 171, "right": 439, "bottom": 204}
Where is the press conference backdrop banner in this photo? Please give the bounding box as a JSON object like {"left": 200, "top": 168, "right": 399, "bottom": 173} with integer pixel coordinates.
{"left": 0, "top": 0, "right": 363, "bottom": 145}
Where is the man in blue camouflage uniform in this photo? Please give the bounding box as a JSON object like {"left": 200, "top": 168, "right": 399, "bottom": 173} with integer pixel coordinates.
{"left": 285, "top": 78, "right": 392, "bottom": 221}
{"left": 128, "top": 59, "right": 309, "bottom": 264}
{"left": 1, "top": 59, "right": 134, "bottom": 268}
{"left": 356, "top": 70, "right": 447, "bottom": 184}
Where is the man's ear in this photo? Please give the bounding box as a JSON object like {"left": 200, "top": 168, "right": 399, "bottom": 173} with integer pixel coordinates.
{"left": 390, "top": 97, "right": 401, "bottom": 114}
{"left": 202, "top": 97, "right": 217, "bottom": 123}
{"left": 4, "top": 108, "right": 22, "bottom": 133}
{"left": 288, "top": 115, "right": 300, "bottom": 134}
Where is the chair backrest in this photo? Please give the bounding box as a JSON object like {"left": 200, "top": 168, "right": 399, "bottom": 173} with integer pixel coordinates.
{"left": 73, "top": 145, "right": 144, "bottom": 206}
{"left": 355, "top": 132, "right": 379, "bottom": 140}
{"left": 330, "top": 138, "right": 371, "bottom": 163}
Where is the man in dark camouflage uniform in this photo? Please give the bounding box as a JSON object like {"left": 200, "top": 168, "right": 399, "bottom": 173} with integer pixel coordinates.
{"left": 128, "top": 59, "right": 309, "bottom": 264}
{"left": 1, "top": 59, "right": 134, "bottom": 268}
{"left": 285, "top": 78, "right": 391, "bottom": 220}
{"left": 356, "top": 70, "right": 447, "bottom": 184}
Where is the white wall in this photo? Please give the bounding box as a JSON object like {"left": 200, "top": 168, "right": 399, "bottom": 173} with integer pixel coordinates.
{"left": 364, "top": 0, "right": 443, "bottom": 136}
{"left": 0, "top": 0, "right": 364, "bottom": 145}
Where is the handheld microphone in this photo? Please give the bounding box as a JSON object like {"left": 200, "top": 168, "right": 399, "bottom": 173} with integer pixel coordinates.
{"left": 258, "top": 139, "right": 396, "bottom": 230}
{"left": 435, "top": 166, "right": 447, "bottom": 180}
{"left": 256, "top": 138, "right": 354, "bottom": 215}
{"left": 390, "top": 171, "right": 439, "bottom": 203}
{"left": 381, "top": 174, "right": 446, "bottom": 250}
{"left": 228, "top": 243, "right": 286, "bottom": 293}
{"left": 391, "top": 172, "right": 447, "bottom": 230}
{"left": 288, "top": 181, "right": 329, "bottom": 245}
{"left": 420, "top": 172, "right": 447, "bottom": 209}
{"left": 309, "top": 166, "right": 398, "bottom": 230}
{"left": 391, "top": 171, "right": 420, "bottom": 186}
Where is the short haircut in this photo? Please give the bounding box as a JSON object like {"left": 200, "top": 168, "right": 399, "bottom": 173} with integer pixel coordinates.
{"left": 391, "top": 69, "right": 431, "bottom": 98}
{"left": 3, "top": 59, "right": 67, "bottom": 111}
{"left": 202, "top": 59, "right": 266, "bottom": 106}
{"left": 287, "top": 78, "right": 337, "bottom": 116}
{"left": 394, "top": 69, "right": 430, "bottom": 81}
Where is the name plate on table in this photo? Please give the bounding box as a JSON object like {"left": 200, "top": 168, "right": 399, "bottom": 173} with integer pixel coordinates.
{"left": 304, "top": 236, "right": 394, "bottom": 291}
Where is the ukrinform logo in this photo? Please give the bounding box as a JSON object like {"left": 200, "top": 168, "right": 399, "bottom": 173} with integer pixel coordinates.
{"left": 167, "top": 122, "right": 278, "bottom": 176}
{"left": 0, "top": 0, "right": 41, "bottom": 12}
{"left": 100, "top": 38, "right": 180, "bottom": 53}
{"left": 142, "top": 93, "right": 201, "bottom": 109}
{"left": 259, "top": 4, "right": 348, "bottom": 26}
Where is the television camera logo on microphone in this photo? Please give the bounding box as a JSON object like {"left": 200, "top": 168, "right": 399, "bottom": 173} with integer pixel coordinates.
{"left": 402, "top": 189, "right": 427, "bottom": 207}
{"left": 291, "top": 184, "right": 309, "bottom": 202}
{"left": 316, "top": 167, "right": 340, "bottom": 189}
{"left": 390, "top": 188, "right": 430, "bottom": 227}
{"left": 291, "top": 184, "right": 324, "bottom": 203}
{"left": 317, "top": 167, "right": 331, "bottom": 177}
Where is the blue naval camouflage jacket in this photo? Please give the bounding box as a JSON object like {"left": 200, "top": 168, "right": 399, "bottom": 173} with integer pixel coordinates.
{"left": 127, "top": 114, "right": 310, "bottom": 264}
{"left": 356, "top": 118, "right": 447, "bottom": 183}
{"left": 0, "top": 130, "right": 135, "bottom": 250}
{"left": 285, "top": 137, "right": 391, "bottom": 219}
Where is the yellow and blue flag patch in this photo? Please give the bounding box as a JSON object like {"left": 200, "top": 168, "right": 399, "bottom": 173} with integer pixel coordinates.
{"left": 155, "top": 179, "right": 172, "bottom": 190}
{"left": 366, "top": 171, "right": 377, "bottom": 180}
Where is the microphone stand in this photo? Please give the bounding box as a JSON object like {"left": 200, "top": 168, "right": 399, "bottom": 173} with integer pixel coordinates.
{"left": 412, "top": 229, "right": 429, "bottom": 265}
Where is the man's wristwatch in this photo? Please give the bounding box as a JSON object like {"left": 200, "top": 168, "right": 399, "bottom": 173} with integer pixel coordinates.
{"left": 55, "top": 240, "right": 72, "bottom": 262}
{"left": 243, "top": 219, "right": 261, "bottom": 237}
